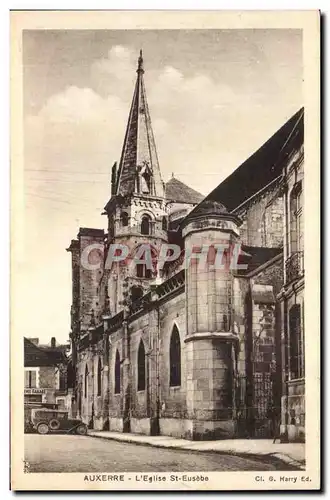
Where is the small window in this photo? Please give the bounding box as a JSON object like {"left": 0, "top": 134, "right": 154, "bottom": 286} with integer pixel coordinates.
{"left": 137, "top": 339, "right": 146, "bottom": 391}
{"left": 141, "top": 215, "right": 151, "bottom": 235}
{"left": 97, "top": 358, "right": 102, "bottom": 396}
{"left": 290, "top": 182, "right": 303, "bottom": 254}
{"left": 136, "top": 263, "right": 152, "bottom": 279}
{"left": 115, "top": 350, "right": 121, "bottom": 394}
{"left": 24, "top": 370, "right": 37, "bottom": 388}
{"left": 131, "top": 285, "right": 143, "bottom": 302}
{"left": 59, "top": 369, "right": 66, "bottom": 391}
{"left": 162, "top": 216, "right": 167, "bottom": 231}
{"left": 57, "top": 398, "right": 66, "bottom": 410}
{"left": 170, "top": 326, "right": 181, "bottom": 387}
{"left": 141, "top": 172, "right": 152, "bottom": 194}
{"left": 135, "top": 245, "right": 156, "bottom": 279}
{"left": 121, "top": 211, "right": 129, "bottom": 227}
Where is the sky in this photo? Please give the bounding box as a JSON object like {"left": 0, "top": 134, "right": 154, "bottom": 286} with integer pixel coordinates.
{"left": 22, "top": 29, "right": 302, "bottom": 344}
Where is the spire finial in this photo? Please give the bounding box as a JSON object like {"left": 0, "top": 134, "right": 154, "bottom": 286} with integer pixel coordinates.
{"left": 137, "top": 49, "right": 144, "bottom": 73}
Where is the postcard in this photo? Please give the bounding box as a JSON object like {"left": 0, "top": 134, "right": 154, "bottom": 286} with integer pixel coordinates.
{"left": 10, "top": 9, "right": 320, "bottom": 491}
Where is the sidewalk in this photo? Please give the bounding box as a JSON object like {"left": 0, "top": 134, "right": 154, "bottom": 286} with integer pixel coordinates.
{"left": 88, "top": 430, "right": 305, "bottom": 470}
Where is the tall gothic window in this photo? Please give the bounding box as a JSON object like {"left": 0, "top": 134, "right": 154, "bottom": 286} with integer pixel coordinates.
{"left": 141, "top": 215, "right": 151, "bottom": 235}
{"left": 137, "top": 339, "right": 146, "bottom": 391}
{"left": 170, "top": 326, "right": 181, "bottom": 387}
{"left": 115, "top": 350, "right": 121, "bottom": 394}
{"left": 97, "top": 358, "right": 102, "bottom": 396}
{"left": 84, "top": 364, "right": 88, "bottom": 398}
{"left": 289, "top": 304, "right": 304, "bottom": 379}
{"left": 121, "top": 211, "right": 129, "bottom": 227}
{"left": 290, "top": 181, "right": 303, "bottom": 254}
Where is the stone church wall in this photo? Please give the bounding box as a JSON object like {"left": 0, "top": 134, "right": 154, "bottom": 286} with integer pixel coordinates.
{"left": 158, "top": 292, "right": 187, "bottom": 438}
{"left": 235, "top": 182, "right": 283, "bottom": 248}
{"left": 129, "top": 313, "right": 151, "bottom": 434}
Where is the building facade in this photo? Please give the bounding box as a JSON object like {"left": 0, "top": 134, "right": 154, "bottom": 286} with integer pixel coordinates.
{"left": 278, "top": 111, "right": 305, "bottom": 442}
{"left": 24, "top": 337, "right": 72, "bottom": 411}
{"left": 67, "top": 52, "right": 304, "bottom": 441}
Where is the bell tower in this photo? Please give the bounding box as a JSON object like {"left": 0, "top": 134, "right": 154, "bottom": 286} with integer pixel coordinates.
{"left": 104, "top": 51, "right": 168, "bottom": 315}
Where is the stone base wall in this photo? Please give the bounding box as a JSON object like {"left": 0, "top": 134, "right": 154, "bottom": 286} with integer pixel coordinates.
{"left": 184, "top": 419, "right": 236, "bottom": 441}
{"left": 109, "top": 417, "right": 124, "bottom": 432}
{"left": 130, "top": 417, "right": 151, "bottom": 435}
{"left": 93, "top": 416, "right": 105, "bottom": 431}
{"left": 159, "top": 418, "right": 186, "bottom": 438}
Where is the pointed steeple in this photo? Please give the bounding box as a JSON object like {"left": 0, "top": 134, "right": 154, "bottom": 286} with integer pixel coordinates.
{"left": 115, "top": 51, "right": 164, "bottom": 198}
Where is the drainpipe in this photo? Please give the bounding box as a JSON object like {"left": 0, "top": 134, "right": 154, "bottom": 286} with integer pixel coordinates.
{"left": 149, "top": 284, "right": 160, "bottom": 435}
{"left": 122, "top": 278, "right": 131, "bottom": 433}
{"left": 122, "top": 314, "right": 131, "bottom": 433}
{"left": 282, "top": 296, "right": 289, "bottom": 443}
{"left": 282, "top": 165, "right": 290, "bottom": 443}
{"left": 155, "top": 298, "right": 161, "bottom": 432}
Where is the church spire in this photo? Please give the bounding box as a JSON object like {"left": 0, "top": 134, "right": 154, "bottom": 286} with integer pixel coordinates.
{"left": 115, "top": 51, "right": 164, "bottom": 198}
{"left": 137, "top": 49, "right": 144, "bottom": 74}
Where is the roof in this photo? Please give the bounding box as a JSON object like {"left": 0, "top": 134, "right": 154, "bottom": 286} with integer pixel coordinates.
{"left": 165, "top": 177, "right": 204, "bottom": 204}
{"left": 24, "top": 337, "right": 68, "bottom": 367}
{"left": 237, "top": 246, "right": 282, "bottom": 275}
{"left": 202, "top": 108, "right": 304, "bottom": 212}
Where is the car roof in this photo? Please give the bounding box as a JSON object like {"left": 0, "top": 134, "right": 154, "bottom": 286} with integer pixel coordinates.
{"left": 31, "top": 408, "right": 68, "bottom": 413}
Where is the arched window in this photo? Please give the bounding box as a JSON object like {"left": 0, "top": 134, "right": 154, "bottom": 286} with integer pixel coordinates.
{"left": 131, "top": 285, "right": 143, "bottom": 302}
{"left": 84, "top": 364, "right": 88, "bottom": 398}
{"left": 170, "top": 326, "right": 181, "bottom": 387}
{"left": 162, "top": 216, "right": 167, "bottom": 232}
{"left": 114, "top": 350, "right": 121, "bottom": 394}
{"left": 141, "top": 215, "right": 151, "bottom": 235}
{"left": 97, "top": 358, "right": 102, "bottom": 396}
{"left": 121, "top": 211, "right": 129, "bottom": 227}
{"left": 137, "top": 339, "right": 146, "bottom": 391}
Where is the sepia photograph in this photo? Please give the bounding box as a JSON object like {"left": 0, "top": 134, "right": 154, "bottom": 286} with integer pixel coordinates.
{"left": 10, "top": 10, "right": 320, "bottom": 491}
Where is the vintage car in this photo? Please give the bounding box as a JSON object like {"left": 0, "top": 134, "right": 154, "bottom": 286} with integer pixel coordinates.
{"left": 24, "top": 402, "right": 60, "bottom": 433}
{"left": 30, "top": 408, "right": 88, "bottom": 435}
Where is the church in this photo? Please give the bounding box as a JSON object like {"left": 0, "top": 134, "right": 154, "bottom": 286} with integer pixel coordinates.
{"left": 67, "top": 51, "right": 304, "bottom": 442}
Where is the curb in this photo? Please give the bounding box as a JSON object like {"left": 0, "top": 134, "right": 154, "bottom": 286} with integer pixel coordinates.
{"left": 88, "top": 432, "right": 305, "bottom": 471}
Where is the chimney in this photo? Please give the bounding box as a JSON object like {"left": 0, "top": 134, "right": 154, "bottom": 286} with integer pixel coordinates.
{"left": 51, "top": 337, "right": 56, "bottom": 348}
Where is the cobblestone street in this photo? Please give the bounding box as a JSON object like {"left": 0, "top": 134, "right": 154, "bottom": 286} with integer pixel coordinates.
{"left": 25, "top": 434, "right": 294, "bottom": 473}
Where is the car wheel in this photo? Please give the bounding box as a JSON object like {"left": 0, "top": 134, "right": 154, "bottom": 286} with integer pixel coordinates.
{"left": 37, "top": 423, "right": 49, "bottom": 435}
{"left": 76, "top": 424, "right": 87, "bottom": 436}
{"left": 49, "top": 418, "right": 60, "bottom": 431}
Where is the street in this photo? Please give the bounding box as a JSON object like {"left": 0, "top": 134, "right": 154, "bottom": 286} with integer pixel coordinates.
{"left": 25, "top": 434, "right": 291, "bottom": 473}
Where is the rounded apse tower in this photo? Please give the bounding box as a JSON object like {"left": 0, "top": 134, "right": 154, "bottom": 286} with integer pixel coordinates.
{"left": 181, "top": 199, "right": 242, "bottom": 440}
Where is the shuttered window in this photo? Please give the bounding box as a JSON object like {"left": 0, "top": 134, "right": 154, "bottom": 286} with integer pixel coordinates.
{"left": 24, "top": 370, "right": 37, "bottom": 388}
